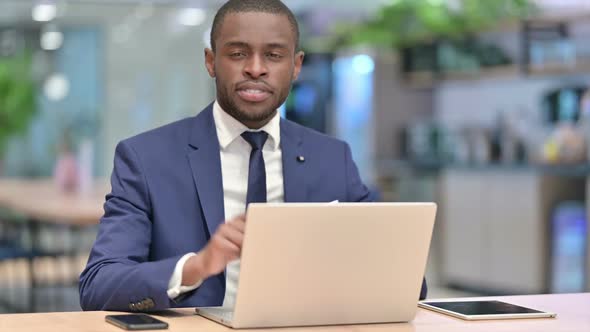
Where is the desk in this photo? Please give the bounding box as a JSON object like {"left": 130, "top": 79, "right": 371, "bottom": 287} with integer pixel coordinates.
{"left": 0, "top": 178, "right": 108, "bottom": 226}
{"left": 0, "top": 178, "right": 108, "bottom": 311}
{"left": 0, "top": 293, "right": 588, "bottom": 332}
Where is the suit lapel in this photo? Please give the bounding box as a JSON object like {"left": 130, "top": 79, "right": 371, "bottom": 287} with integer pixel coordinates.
{"left": 280, "top": 120, "right": 307, "bottom": 202}
{"left": 187, "top": 104, "right": 225, "bottom": 236}
{"left": 186, "top": 109, "right": 308, "bottom": 233}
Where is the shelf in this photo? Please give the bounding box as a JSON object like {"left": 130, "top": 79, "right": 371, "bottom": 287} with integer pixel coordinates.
{"left": 440, "top": 65, "right": 521, "bottom": 81}
{"left": 404, "top": 71, "right": 437, "bottom": 89}
{"left": 377, "top": 159, "right": 590, "bottom": 178}
{"left": 401, "top": 8, "right": 590, "bottom": 87}
{"left": 404, "top": 66, "right": 520, "bottom": 87}
{"left": 404, "top": 59, "right": 590, "bottom": 87}
{"left": 528, "top": 59, "right": 590, "bottom": 76}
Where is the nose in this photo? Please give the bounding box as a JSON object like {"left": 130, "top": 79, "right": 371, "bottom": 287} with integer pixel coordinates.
{"left": 243, "top": 54, "right": 268, "bottom": 79}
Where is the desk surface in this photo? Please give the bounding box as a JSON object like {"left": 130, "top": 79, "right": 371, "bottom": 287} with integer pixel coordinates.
{"left": 0, "top": 178, "right": 109, "bottom": 225}
{"left": 0, "top": 293, "right": 588, "bottom": 332}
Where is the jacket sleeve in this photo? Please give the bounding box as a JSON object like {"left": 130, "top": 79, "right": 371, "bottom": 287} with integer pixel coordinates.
{"left": 343, "top": 142, "right": 428, "bottom": 300}
{"left": 343, "top": 143, "right": 372, "bottom": 203}
{"left": 79, "top": 140, "right": 180, "bottom": 311}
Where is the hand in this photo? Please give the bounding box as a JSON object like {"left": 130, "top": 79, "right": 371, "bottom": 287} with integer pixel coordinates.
{"left": 201, "top": 214, "right": 246, "bottom": 276}
{"left": 183, "top": 215, "right": 246, "bottom": 285}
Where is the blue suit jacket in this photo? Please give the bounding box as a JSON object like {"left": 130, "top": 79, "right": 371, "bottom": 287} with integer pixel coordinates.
{"left": 79, "top": 103, "right": 427, "bottom": 311}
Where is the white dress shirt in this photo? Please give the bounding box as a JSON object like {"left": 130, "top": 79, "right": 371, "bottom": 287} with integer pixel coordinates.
{"left": 167, "top": 101, "right": 284, "bottom": 308}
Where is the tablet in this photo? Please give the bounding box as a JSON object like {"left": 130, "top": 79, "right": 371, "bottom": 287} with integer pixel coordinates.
{"left": 418, "top": 300, "right": 557, "bottom": 320}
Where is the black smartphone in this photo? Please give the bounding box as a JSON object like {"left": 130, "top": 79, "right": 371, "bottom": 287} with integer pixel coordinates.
{"left": 105, "top": 314, "right": 169, "bottom": 330}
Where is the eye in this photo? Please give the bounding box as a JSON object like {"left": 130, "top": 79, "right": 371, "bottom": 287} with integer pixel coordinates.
{"left": 230, "top": 52, "right": 246, "bottom": 58}
{"left": 267, "top": 53, "right": 284, "bottom": 59}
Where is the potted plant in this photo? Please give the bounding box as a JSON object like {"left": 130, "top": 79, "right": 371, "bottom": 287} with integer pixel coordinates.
{"left": 338, "top": 0, "right": 535, "bottom": 49}
{"left": 0, "top": 54, "right": 36, "bottom": 175}
{"left": 333, "top": 0, "right": 535, "bottom": 76}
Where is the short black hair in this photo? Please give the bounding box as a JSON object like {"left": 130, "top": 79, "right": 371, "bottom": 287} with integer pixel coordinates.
{"left": 210, "top": 0, "right": 300, "bottom": 52}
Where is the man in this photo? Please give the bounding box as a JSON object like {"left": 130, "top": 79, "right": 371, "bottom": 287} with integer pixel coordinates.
{"left": 79, "top": 0, "right": 427, "bottom": 312}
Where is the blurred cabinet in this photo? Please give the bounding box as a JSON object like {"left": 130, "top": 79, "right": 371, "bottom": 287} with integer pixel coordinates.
{"left": 441, "top": 171, "right": 489, "bottom": 288}
{"left": 441, "top": 169, "right": 586, "bottom": 294}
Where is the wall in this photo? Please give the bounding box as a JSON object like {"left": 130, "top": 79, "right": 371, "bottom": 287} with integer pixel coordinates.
{"left": 373, "top": 52, "right": 434, "bottom": 160}
{"left": 94, "top": 4, "right": 214, "bottom": 176}
{"left": 1, "top": 3, "right": 214, "bottom": 177}
{"left": 3, "top": 27, "right": 102, "bottom": 177}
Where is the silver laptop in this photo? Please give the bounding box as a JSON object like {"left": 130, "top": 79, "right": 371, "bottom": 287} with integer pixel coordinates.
{"left": 196, "top": 202, "right": 437, "bottom": 329}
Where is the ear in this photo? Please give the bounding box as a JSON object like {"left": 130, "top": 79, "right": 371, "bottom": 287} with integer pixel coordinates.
{"left": 292, "top": 51, "right": 305, "bottom": 81}
{"left": 204, "top": 48, "right": 216, "bottom": 78}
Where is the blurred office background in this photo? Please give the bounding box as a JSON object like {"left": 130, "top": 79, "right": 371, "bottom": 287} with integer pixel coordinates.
{"left": 0, "top": 0, "right": 589, "bottom": 313}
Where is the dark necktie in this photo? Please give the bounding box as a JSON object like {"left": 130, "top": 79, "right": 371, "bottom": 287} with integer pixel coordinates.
{"left": 241, "top": 131, "right": 269, "bottom": 206}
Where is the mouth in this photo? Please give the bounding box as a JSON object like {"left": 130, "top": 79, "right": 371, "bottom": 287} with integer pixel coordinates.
{"left": 236, "top": 83, "right": 272, "bottom": 103}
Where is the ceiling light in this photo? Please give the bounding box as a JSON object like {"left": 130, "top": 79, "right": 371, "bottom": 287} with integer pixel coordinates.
{"left": 178, "top": 8, "right": 206, "bottom": 27}
{"left": 32, "top": 3, "right": 57, "bottom": 22}
{"left": 44, "top": 73, "right": 69, "bottom": 101}
{"left": 41, "top": 29, "right": 63, "bottom": 50}
{"left": 352, "top": 54, "right": 375, "bottom": 75}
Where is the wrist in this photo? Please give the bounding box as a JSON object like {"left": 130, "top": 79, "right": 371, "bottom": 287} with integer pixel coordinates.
{"left": 182, "top": 253, "right": 209, "bottom": 286}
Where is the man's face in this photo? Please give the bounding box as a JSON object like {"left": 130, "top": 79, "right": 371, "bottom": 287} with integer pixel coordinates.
{"left": 205, "top": 12, "right": 304, "bottom": 129}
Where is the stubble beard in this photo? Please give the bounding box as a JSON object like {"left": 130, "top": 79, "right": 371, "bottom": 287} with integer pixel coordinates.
{"left": 215, "top": 78, "right": 291, "bottom": 125}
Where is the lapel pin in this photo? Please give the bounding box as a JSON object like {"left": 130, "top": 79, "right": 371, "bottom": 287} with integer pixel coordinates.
{"left": 297, "top": 156, "right": 305, "bottom": 163}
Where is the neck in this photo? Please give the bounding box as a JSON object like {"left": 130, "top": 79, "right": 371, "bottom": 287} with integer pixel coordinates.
{"left": 241, "top": 115, "right": 275, "bottom": 130}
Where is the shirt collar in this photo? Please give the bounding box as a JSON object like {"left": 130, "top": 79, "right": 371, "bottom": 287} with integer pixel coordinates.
{"left": 213, "top": 101, "right": 281, "bottom": 151}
